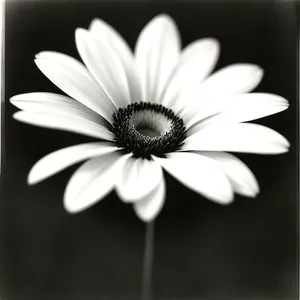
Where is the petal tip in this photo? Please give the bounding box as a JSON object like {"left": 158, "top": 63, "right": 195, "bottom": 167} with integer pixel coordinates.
{"left": 34, "top": 57, "right": 44, "bottom": 67}
{"left": 89, "top": 18, "right": 103, "bottom": 31}
{"left": 64, "top": 203, "right": 79, "bottom": 214}
{"left": 27, "top": 173, "right": 38, "bottom": 185}
{"left": 63, "top": 194, "right": 79, "bottom": 214}
{"left": 278, "top": 135, "right": 290, "bottom": 148}
{"left": 27, "top": 166, "right": 44, "bottom": 185}
{"left": 75, "top": 28, "right": 87, "bottom": 48}
{"left": 218, "top": 188, "right": 234, "bottom": 205}
{"left": 269, "top": 144, "right": 290, "bottom": 154}
{"left": 253, "top": 184, "right": 260, "bottom": 195}
{"left": 150, "top": 13, "right": 177, "bottom": 30}
{"left": 228, "top": 194, "right": 235, "bottom": 204}
{"left": 137, "top": 214, "right": 155, "bottom": 223}
{"left": 220, "top": 197, "right": 234, "bottom": 206}
{"left": 35, "top": 51, "right": 53, "bottom": 60}
{"left": 75, "top": 27, "right": 87, "bottom": 37}
{"left": 118, "top": 194, "right": 132, "bottom": 203}
{"left": 234, "top": 63, "right": 264, "bottom": 77}
{"left": 155, "top": 13, "right": 173, "bottom": 21}
{"left": 34, "top": 52, "right": 43, "bottom": 59}
{"left": 204, "top": 37, "right": 220, "bottom": 49}
{"left": 280, "top": 146, "right": 290, "bottom": 154}
{"left": 250, "top": 191, "right": 259, "bottom": 198}
{"left": 241, "top": 187, "right": 259, "bottom": 198}
{"left": 10, "top": 95, "right": 20, "bottom": 103}
{"left": 12, "top": 111, "right": 22, "bottom": 120}
{"left": 134, "top": 204, "right": 159, "bottom": 223}
{"left": 253, "top": 64, "right": 264, "bottom": 79}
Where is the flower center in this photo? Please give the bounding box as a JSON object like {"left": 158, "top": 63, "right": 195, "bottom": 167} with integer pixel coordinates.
{"left": 111, "top": 102, "right": 186, "bottom": 159}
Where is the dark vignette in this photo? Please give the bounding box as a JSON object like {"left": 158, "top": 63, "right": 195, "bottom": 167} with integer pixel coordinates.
{"left": 0, "top": 0, "right": 298, "bottom": 300}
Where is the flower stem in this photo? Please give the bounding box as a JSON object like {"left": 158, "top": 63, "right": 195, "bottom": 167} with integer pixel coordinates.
{"left": 141, "top": 221, "right": 155, "bottom": 300}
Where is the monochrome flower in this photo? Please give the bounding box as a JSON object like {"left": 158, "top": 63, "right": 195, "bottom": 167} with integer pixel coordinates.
{"left": 10, "top": 14, "right": 289, "bottom": 222}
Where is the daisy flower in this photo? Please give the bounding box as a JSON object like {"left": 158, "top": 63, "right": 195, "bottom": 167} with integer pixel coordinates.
{"left": 10, "top": 14, "right": 289, "bottom": 222}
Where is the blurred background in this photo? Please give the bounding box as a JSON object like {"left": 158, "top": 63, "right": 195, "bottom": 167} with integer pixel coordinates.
{"left": 1, "top": 0, "right": 298, "bottom": 299}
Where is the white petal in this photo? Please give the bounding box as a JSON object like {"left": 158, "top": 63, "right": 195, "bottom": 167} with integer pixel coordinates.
{"left": 161, "top": 38, "right": 220, "bottom": 109}
{"left": 28, "top": 142, "right": 118, "bottom": 185}
{"left": 135, "top": 14, "right": 181, "bottom": 103}
{"left": 89, "top": 18, "right": 130, "bottom": 52}
{"left": 200, "top": 152, "right": 259, "bottom": 197}
{"left": 64, "top": 152, "right": 127, "bottom": 213}
{"left": 133, "top": 177, "right": 166, "bottom": 222}
{"left": 89, "top": 19, "right": 143, "bottom": 103}
{"left": 116, "top": 157, "right": 163, "bottom": 202}
{"left": 185, "top": 113, "right": 237, "bottom": 137}
{"left": 182, "top": 123, "right": 290, "bottom": 154}
{"left": 183, "top": 93, "right": 289, "bottom": 129}
{"left": 75, "top": 28, "right": 131, "bottom": 108}
{"left": 13, "top": 111, "right": 114, "bottom": 141}
{"left": 196, "top": 63, "right": 263, "bottom": 95}
{"left": 212, "top": 93, "right": 289, "bottom": 123}
{"left": 35, "top": 51, "right": 116, "bottom": 122}
{"left": 10, "top": 92, "right": 108, "bottom": 126}
{"left": 178, "top": 64, "right": 263, "bottom": 116}
{"left": 154, "top": 152, "right": 233, "bottom": 204}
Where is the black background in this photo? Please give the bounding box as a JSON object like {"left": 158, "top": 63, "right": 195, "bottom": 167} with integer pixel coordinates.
{"left": 1, "top": 0, "right": 298, "bottom": 299}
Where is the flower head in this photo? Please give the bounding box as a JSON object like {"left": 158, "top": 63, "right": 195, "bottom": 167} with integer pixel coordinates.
{"left": 10, "top": 15, "right": 289, "bottom": 222}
